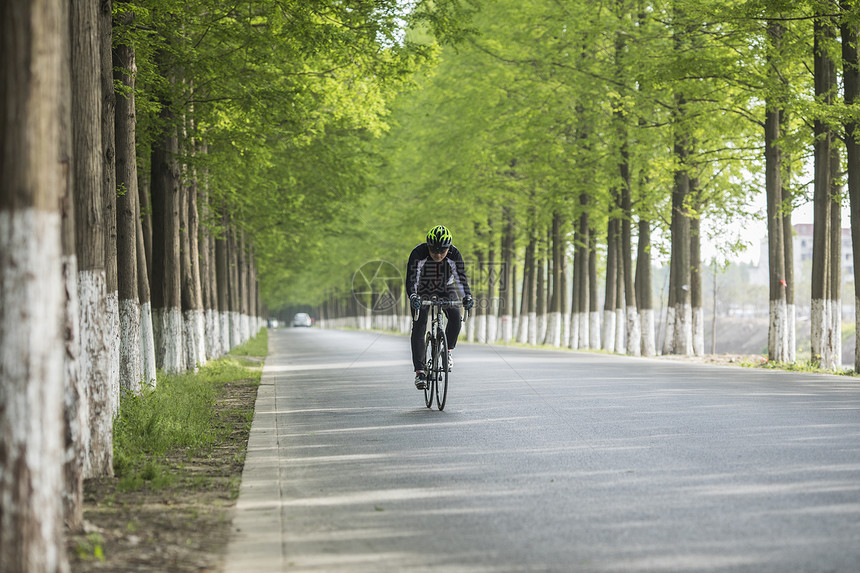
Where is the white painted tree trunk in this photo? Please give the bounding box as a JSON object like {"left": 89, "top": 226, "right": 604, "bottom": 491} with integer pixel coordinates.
{"left": 230, "top": 310, "right": 242, "bottom": 349}
{"left": 692, "top": 306, "right": 704, "bottom": 357}
{"left": 537, "top": 312, "right": 548, "bottom": 345}
{"left": 640, "top": 309, "right": 656, "bottom": 357}
{"left": 63, "top": 252, "right": 87, "bottom": 529}
{"left": 139, "top": 301, "right": 157, "bottom": 388}
{"left": 811, "top": 298, "right": 827, "bottom": 367}
{"left": 501, "top": 314, "right": 513, "bottom": 343}
{"left": 662, "top": 307, "right": 675, "bottom": 356}
{"left": 1, "top": 209, "right": 68, "bottom": 573}
{"left": 615, "top": 308, "right": 626, "bottom": 354}
{"left": 106, "top": 292, "right": 120, "bottom": 414}
{"left": 561, "top": 313, "right": 570, "bottom": 349}
{"left": 205, "top": 308, "right": 220, "bottom": 359}
{"left": 517, "top": 314, "right": 529, "bottom": 344}
{"left": 673, "top": 302, "right": 693, "bottom": 355}
{"left": 787, "top": 303, "right": 796, "bottom": 363}
{"left": 220, "top": 310, "right": 231, "bottom": 353}
{"left": 241, "top": 312, "right": 251, "bottom": 343}
{"left": 79, "top": 270, "right": 113, "bottom": 478}
{"left": 602, "top": 310, "right": 615, "bottom": 351}
{"left": 546, "top": 311, "right": 562, "bottom": 347}
{"left": 626, "top": 307, "right": 641, "bottom": 357}
{"left": 160, "top": 307, "right": 184, "bottom": 374}
{"left": 569, "top": 312, "right": 580, "bottom": 349}
{"left": 487, "top": 314, "right": 498, "bottom": 344}
{"left": 830, "top": 299, "right": 841, "bottom": 369}
{"left": 119, "top": 298, "right": 142, "bottom": 395}
{"left": 527, "top": 312, "right": 538, "bottom": 345}
{"left": 768, "top": 300, "right": 788, "bottom": 363}
{"left": 183, "top": 309, "right": 206, "bottom": 371}
{"left": 476, "top": 314, "right": 487, "bottom": 343}
{"left": 587, "top": 312, "right": 598, "bottom": 349}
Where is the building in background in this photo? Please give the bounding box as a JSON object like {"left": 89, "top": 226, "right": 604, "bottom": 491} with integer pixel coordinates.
{"left": 750, "top": 223, "right": 854, "bottom": 287}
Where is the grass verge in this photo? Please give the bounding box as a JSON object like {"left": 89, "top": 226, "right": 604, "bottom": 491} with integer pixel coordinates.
{"left": 67, "top": 328, "right": 268, "bottom": 572}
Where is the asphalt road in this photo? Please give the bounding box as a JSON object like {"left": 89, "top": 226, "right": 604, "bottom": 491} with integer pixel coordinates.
{"left": 226, "top": 326, "right": 860, "bottom": 573}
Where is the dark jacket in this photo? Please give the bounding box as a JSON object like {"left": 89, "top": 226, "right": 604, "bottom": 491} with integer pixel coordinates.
{"left": 405, "top": 243, "right": 471, "bottom": 299}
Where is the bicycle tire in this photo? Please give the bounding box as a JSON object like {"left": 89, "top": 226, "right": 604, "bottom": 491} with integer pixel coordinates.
{"left": 436, "top": 331, "right": 449, "bottom": 410}
{"left": 423, "top": 333, "right": 433, "bottom": 408}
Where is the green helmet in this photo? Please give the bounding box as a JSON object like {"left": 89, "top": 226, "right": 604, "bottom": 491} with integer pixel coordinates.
{"left": 426, "top": 225, "right": 453, "bottom": 250}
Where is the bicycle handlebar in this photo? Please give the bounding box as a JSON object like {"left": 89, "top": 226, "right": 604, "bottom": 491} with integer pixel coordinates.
{"left": 410, "top": 297, "right": 472, "bottom": 322}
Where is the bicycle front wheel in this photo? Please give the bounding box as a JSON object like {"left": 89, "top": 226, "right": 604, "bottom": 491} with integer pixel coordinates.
{"left": 423, "top": 333, "right": 434, "bottom": 408}
{"left": 435, "top": 331, "right": 449, "bottom": 411}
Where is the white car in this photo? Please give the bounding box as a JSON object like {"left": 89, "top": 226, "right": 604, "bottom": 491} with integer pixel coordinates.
{"left": 293, "top": 313, "right": 313, "bottom": 327}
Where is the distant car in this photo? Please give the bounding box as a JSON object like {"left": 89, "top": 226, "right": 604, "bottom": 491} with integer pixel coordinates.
{"left": 293, "top": 313, "right": 313, "bottom": 327}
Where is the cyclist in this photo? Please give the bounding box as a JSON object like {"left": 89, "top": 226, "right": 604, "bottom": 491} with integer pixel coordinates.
{"left": 406, "top": 225, "right": 474, "bottom": 389}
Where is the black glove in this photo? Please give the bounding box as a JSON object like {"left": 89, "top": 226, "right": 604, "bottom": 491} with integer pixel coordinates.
{"left": 462, "top": 295, "right": 473, "bottom": 311}
{"left": 410, "top": 294, "right": 422, "bottom": 311}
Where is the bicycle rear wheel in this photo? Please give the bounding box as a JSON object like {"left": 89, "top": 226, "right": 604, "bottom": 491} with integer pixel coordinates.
{"left": 436, "top": 332, "right": 449, "bottom": 410}
{"left": 423, "top": 333, "right": 433, "bottom": 408}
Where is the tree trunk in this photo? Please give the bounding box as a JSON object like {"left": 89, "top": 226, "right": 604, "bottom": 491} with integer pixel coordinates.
{"left": 150, "top": 108, "right": 184, "bottom": 373}
{"left": 636, "top": 218, "right": 656, "bottom": 356}
{"left": 502, "top": 208, "right": 515, "bottom": 342}
{"left": 588, "top": 227, "right": 601, "bottom": 349}
{"left": 72, "top": 0, "right": 113, "bottom": 478}
{"left": 0, "top": 0, "right": 69, "bottom": 568}
{"left": 829, "top": 147, "right": 842, "bottom": 369}
{"left": 671, "top": 94, "right": 693, "bottom": 355}
{"left": 621, "top": 175, "right": 639, "bottom": 357}
{"left": 215, "top": 220, "right": 231, "bottom": 352}
{"left": 842, "top": 7, "right": 860, "bottom": 371}
{"left": 180, "top": 136, "right": 206, "bottom": 371}
{"left": 527, "top": 228, "right": 539, "bottom": 345}
{"left": 603, "top": 217, "right": 617, "bottom": 351}
{"left": 766, "top": 22, "right": 789, "bottom": 363}
{"left": 114, "top": 8, "right": 143, "bottom": 395}
{"left": 99, "top": 0, "right": 119, "bottom": 420}
{"left": 59, "top": 4, "right": 85, "bottom": 531}
{"left": 518, "top": 230, "right": 534, "bottom": 344}
{"left": 690, "top": 185, "right": 704, "bottom": 357}
{"left": 536, "top": 230, "right": 547, "bottom": 345}
{"left": 229, "top": 226, "right": 242, "bottom": 348}
{"left": 812, "top": 14, "right": 833, "bottom": 367}
{"left": 572, "top": 204, "right": 589, "bottom": 349}
{"left": 548, "top": 213, "right": 563, "bottom": 347}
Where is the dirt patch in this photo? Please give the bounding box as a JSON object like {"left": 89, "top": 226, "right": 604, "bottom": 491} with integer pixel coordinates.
{"left": 66, "top": 379, "right": 259, "bottom": 573}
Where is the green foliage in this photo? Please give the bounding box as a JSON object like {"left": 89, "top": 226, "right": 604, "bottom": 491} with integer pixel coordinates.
{"left": 75, "top": 533, "right": 106, "bottom": 562}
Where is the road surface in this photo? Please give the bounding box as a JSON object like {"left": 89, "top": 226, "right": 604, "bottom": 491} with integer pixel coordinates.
{"left": 224, "top": 327, "right": 860, "bottom": 572}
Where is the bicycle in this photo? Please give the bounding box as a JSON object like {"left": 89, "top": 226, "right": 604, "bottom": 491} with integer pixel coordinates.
{"left": 413, "top": 296, "right": 469, "bottom": 411}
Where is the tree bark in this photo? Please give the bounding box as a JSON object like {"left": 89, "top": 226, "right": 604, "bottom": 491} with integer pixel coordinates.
{"left": 180, "top": 135, "right": 206, "bottom": 371}
{"left": 829, "top": 148, "right": 842, "bottom": 369}
{"left": 150, "top": 106, "right": 184, "bottom": 373}
{"left": 842, "top": 6, "right": 860, "bottom": 371}
{"left": 812, "top": 14, "right": 833, "bottom": 367}
{"left": 588, "top": 226, "right": 601, "bottom": 349}
{"left": 114, "top": 7, "right": 142, "bottom": 395}
{"left": 636, "top": 218, "right": 655, "bottom": 356}
{"left": 72, "top": 0, "right": 113, "bottom": 478}
{"left": 501, "top": 207, "right": 515, "bottom": 342}
{"left": 766, "top": 21, "right": 789, "bottom": 363}
{"left": 671, "top": 93, "right": 693, "bottom": 355}
{"left": 690, "top": 183, "right": 704, "bottom": 357}
{"left": 59, "top": 2, "right": 85, "bottom": 531}
{"left": 99, "top": 0, "right": 119, "bottom": 420}
{"left": 0, "top": 0, "right": 70, "bottom": 568}
{"left": 215, "top": 218, "right": 231, "bottom": 352}
{"left": 603, "top": 217, "right": 617, "bottom": 351}
{"left": 548, "top": 213, "right": 563, "bottom": 347}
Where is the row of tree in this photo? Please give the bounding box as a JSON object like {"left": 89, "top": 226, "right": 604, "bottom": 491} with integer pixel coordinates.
{"left": 2, "top": 0, "right": 475, "bottom": 570}
{"left": 282, "top": 1, "right": 860, "bottom": 374}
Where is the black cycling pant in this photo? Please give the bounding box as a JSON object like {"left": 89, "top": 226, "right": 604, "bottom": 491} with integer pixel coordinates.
{"left": 411, "top": 305, "right": 461, "bottom": 371}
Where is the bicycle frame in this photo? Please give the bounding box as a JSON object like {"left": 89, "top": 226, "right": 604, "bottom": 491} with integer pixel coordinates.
{"left": 412, "top": 296, "right": 470, "bottom": 410}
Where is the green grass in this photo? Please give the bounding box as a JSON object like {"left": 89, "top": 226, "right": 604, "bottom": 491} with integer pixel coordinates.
{"left": 229, "top": 328, "right": 269, "bottom": 357}
{"left": 113, "top": 330, "right": 266, "bottom": 490}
